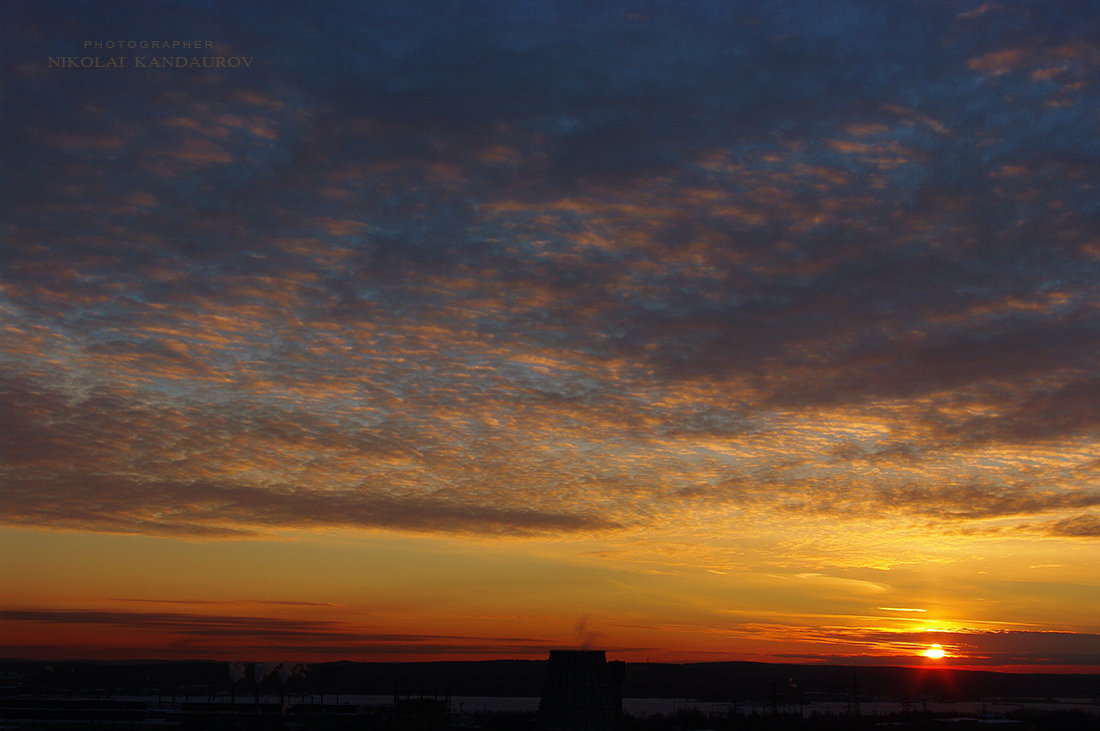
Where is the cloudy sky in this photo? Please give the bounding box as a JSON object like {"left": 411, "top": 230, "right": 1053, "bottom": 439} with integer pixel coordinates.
{"left": 2, "top": 0, "right": 1099, "bottom": 670}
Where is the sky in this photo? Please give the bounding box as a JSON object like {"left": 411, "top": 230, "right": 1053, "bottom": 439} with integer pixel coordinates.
{"left": 2, "top": 0, "right": 1099, "bottom": 672}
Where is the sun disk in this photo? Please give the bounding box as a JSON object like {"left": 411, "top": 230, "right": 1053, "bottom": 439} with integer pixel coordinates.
{"left": 922, "top": 644, "right": 946, "bottom": 659}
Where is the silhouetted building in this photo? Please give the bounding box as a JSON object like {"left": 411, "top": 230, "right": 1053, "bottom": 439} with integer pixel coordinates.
{"left": 538, "top": 650, "right": 624, "bottom": 731}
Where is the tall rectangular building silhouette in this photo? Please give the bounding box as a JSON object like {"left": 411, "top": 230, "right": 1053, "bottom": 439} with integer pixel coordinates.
{"left": 538, "top": 650, "right": 625, "bottom": 731}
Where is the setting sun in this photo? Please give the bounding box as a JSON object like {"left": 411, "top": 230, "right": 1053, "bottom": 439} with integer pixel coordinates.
{"left": 923, "top": 644, "right": 946, "bottom": 660}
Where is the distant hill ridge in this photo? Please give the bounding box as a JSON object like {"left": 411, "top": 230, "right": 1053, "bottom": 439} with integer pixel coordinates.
{"left": 2, "top": 659, "right": 1098, "bottom": 702}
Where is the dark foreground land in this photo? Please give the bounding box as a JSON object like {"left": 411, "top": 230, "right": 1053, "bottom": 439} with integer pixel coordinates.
{"left": 1, "top": 659, "right": 1098, "bottom": 730}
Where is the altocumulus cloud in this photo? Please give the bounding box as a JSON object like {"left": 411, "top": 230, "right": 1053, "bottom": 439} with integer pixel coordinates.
{"left": 2, "top": 0, "right": 1099, "bottom": 544}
